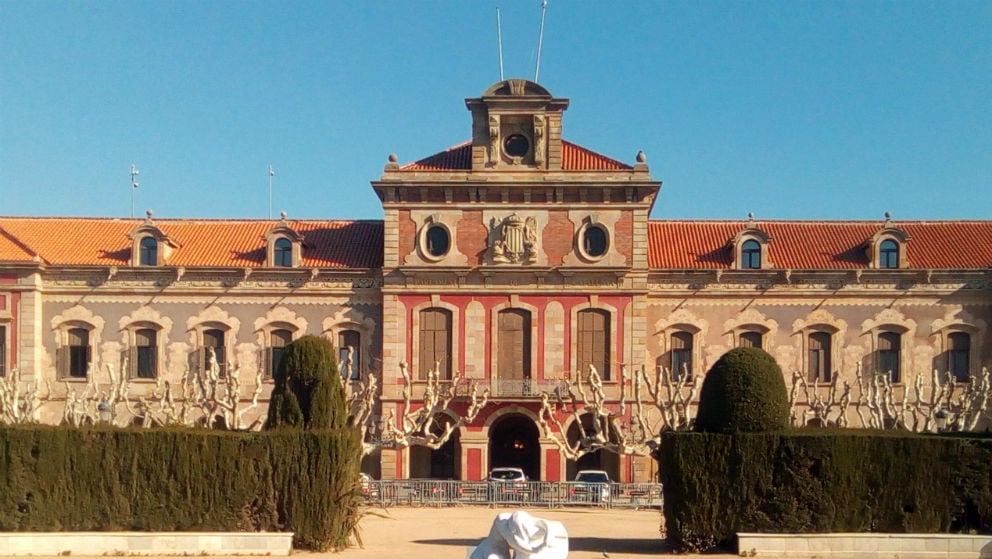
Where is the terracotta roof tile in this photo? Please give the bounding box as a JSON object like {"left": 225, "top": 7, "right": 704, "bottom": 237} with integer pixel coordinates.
{"left": 401, "top": 140, "right": 632, "bottom": 171}
{"left": 0, "top": 227, "right": 39, "bottom": 263}
{"left": 0, "top": 218, "right": 384, "bottom": 268}
{"left": 648, "top": 221, "right": 992, "bottom": 269}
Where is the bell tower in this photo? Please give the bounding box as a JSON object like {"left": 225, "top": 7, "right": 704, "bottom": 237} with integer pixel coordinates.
{"left": 466, "top": 79, "right": 569, "bottom": 171}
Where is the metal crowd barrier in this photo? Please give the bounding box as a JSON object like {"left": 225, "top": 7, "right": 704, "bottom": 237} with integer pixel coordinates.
{"left": 362, "top": 479, "right": 663, "bottom": 510}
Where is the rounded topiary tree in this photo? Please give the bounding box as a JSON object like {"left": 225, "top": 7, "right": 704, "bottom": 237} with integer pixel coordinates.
{"left": 693, "top": 347, "right": 789, "bottom": 433}
{"left": 264, "top": 335, "right": 347, "bottom": 430}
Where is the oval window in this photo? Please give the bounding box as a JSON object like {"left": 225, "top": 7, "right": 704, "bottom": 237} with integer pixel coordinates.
{"left": 503, "top": 134, "right": 530, "bottom": 157}
{"left": 583, "top": 226, "right": 608, "bottom": 258}
{"left": 426, "top": 225, "right": 450, "bottom": 257}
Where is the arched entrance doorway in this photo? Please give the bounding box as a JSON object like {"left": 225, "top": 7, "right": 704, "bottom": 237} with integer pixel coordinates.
{"left": 564, "top": 414, "right": 621, "bottom": 482}
{"left": 409, "top": 416, "right": 461, "bottom": 479}
{"left": 488, "top": 414, "right": 540, "bottom": 481}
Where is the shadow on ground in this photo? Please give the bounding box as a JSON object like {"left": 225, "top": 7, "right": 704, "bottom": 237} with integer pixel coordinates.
{"left": 412, "top": 537, "right": 671, "bottom": 555}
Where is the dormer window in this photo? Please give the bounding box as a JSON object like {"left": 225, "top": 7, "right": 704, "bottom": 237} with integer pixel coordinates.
{"left": 741, "top": 239, "right": 761, "bottom": 269}
{"left": 732, "top": 219, "right": 771, "bottom": 270}
{"left": 273, "top": 238, "right": 293, "bottom": 267}
{"left": 128, "top": 211, "right": 178, "bottom": 267}
{"left": 868, "top": 214, "right": 910, "bottom": 269}
{"left": 264, "top": 213, "right": 304, "bottom": 268}
{"left": 139, "top": 236, "right": 158, "bottom": 266}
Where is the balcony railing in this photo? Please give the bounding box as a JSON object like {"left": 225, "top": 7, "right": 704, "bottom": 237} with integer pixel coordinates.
{"left": 481, "top": 379, "right": 569, "bottom": 398}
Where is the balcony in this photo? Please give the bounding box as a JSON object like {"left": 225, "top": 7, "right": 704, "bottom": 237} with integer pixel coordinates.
{"left": 481, "top": 379, "right": 569, "bottom": 398}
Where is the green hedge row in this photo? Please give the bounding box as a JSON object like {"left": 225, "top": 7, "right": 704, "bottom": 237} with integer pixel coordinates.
{"left": 659, "top": 430, "right": 992, "bottom": 553}
{"left": 0, "top": 425, "right": 362, "bottom": 551}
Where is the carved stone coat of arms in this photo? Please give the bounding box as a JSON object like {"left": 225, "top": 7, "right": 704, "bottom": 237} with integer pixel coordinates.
{"left": 489, "top": 214, "right": 538, "bottom": 264}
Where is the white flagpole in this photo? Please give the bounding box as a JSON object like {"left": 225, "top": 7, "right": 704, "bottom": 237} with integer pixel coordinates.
{"left": 268, "top": 165, "right": 275, "bottom": 219}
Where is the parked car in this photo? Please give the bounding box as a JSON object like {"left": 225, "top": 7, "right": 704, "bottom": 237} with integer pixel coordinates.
{"left": 486, "top": 467, "right": 529, "bottom": 501}
{"left": 359, "top": 472, "right": 380, "bottom": 501}
{"left": 571, "top": 470, "right": 613, "bottom": 503}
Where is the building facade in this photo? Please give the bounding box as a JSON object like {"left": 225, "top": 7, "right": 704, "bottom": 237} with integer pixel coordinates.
{"left": 1, "top": 80, "right": 990, "bottom": 482}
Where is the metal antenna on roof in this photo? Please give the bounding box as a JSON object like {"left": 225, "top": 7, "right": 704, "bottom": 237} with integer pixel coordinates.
{"left": 268, "top": 166, "right": 275, "bottom": 219}
{"left": 496, "top": 7, "right": 505, "bottom": 81}
{"left": 534, "top": 0, "right": 549, "bottom": 82}
{"left": 130, "top": 164, "right": 140, "bottom": 218}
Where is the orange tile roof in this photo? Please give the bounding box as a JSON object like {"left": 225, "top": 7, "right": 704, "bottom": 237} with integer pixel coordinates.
{"left": 648, "top": 221, "right": 992, "bottom": 269}
{"left": 401, "top": 140, "right": 632, "bottom": 171}
{"left": 0, "top": 218, "right": 384, "bottom": 268}
{"left": 0, "top": 227, "right": 39, "bottom": 263}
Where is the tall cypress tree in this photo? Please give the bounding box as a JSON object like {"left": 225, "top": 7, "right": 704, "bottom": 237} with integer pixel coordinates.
{"left": 264, "top": 335, "right": 346, "bottom": 430}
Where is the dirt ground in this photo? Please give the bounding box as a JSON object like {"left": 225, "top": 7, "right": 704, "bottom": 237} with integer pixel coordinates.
{"left": 30, "top": 506, "right": 747, "bottom": 559}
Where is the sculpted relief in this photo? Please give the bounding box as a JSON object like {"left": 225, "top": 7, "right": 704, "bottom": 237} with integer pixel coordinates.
{"left": 489, "top": 214, "right": 538, "bottom": 264}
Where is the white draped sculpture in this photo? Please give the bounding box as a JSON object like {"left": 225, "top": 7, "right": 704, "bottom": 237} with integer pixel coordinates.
{"left": 470, "top": 510, "right": 569, "bottom": 559}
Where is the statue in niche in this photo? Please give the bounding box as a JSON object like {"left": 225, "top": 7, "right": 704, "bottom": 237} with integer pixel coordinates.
{"left": 489, "top": 214, "right": 538, "bottom": 264}
{"left": 533, "top": 115, "right": 545, "bottom": 166}
{"left": 489, "top": 115, "right": 500, "bottom": 166}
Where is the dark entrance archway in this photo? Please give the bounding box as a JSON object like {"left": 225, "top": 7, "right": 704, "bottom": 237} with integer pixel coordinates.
{"left": 564, "top": 414, "right": 621, "bottom": 482}
{"left": 488, "top": 414, "right": 540, "bottom": 481}
{"left": 409, "top": 416, "right": 461, "bottom": 479}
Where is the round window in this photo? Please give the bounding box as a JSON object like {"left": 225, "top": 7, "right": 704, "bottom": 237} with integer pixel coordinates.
{"left": 503, "top": 134, "right": 530, "bottom": 157}
{"left": 425, "top": 225, "right": 450, "bottom": 258}
{"left": 582, "top": 225, "right": 608, "bottom": 258}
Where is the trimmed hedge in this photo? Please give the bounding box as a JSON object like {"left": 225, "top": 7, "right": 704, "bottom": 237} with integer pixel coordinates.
{"left": 659, "top": 430, "right": 992, "bottom": 553}
{"left": 694, "top": 347, "right": 790, "bottom": 434}
{"left": 0, "top": 425, "right": 362, "bottom": 551}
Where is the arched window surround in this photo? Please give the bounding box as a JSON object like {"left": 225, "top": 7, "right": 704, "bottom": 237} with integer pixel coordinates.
{"left": 867, "top": 223, "right": 910, "bottom": 269}
{"left": 731, "top": 226, "right": 772, "bottom": 270}
{"left": 128, "top": 214, "right": 178, "bottom": 267}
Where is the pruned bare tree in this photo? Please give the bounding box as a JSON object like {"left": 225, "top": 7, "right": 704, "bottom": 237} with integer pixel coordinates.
{"left": 345, "top": 354, "right": 490, "bottom": 455}
{"left": 789, "top": 364, "right": 991, "bottom": 432}
{"left": 537, "top": 364, "right": 701, "bottom": 460}
{"left": 0, "top": 368, "right": 41, "bottom": 424}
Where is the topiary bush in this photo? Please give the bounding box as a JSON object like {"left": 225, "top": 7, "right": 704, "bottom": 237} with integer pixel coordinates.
{"left": 265, "top": 335, "right": 347, "bottom": 430}
{"left": 693, "top": 347, "right": 789, "bottom": 434}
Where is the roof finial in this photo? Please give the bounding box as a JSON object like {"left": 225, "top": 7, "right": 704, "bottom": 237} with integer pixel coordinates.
{"left": 280, "top": 211, "right": 287, "bottom": 222}
{"left": 144, "top": 209, "right": 154, "bottom": 224}
{"left": 636, "top": 150, "right": 646, "bottom": 163}
{"left": 747, "top": 212, "right": 755, "bottom": 227}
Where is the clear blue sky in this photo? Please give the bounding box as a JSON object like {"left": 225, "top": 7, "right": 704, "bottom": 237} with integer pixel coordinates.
{"left": 1, "top": 1, "right": 989, "bottom": 221}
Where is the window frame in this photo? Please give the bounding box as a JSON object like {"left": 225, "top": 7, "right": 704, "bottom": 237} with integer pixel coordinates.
{"left": 419, "top": 307, "right": 453, "bottom": 380}
{"left": 807, "top": 331, "right": 833, "bottom": 383}
{"left": 878, "top": 239, "right": 899, "bottom": 269}
{"left": 669, "top": 331, "right": 694, "bottom": 382}
{"left": 131, "top": 326, "right": 159, "bottom": 380}
{"left": 138, "top": 236, "right": 158, "bottom": 266}
{"left": 0, "top": 324, "right": 7, "bottom": 377}
{"left": 948, "top": 331, "right": 971, "bottom": 383}
{"left": 338, "top": 329, "right": 362, "bottom": 380}
{"left": 576, "top": 309, "right": 610, "bottom": 381}
{"left": 876, "top": 331, "right": 902, "bottom": 383}
{"left": 741, "top": 239, "right": 761, "bottom": 269}
{"left": 273, "top": 237, "right": 293, "bottom": 267}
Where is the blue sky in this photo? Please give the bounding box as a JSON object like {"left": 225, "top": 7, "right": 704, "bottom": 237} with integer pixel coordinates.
{"left": 1, "top": 1, "right": 989, "bottom": 221}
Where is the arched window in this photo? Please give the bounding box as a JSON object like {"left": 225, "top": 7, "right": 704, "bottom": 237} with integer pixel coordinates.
{"left": 419, "top": 308, "right": 452, "bottom": 380}
{"left": 949, "top": 332, "right": 971, "bottom": 382}
{"left": 338, "top": 329, "right": 361, "bottom": 380}
{"left": 879, "top": 239, "right": 899, "bottom": 269}
{"left": 877, "top": 331, "right": 901, "bottom": 382}
{"left": 577, "top": 309, "right": 610, "bottom": 380}
{"left": 741, "top": 239, "right": 761, "bottom": 269}
{"left": 808, "top": 331, "right": 832, "bottom": 383}
{"left": 670, "top": 331, "right": 693, "bottom": 381}
{"left": 133, "top": 328, "right": 158, "bottom": 379}
{"left": 274, "top": 238, "right": 293, "bottom": 267}
{"left": 139, "top": 237, "right": 158, "bottom": 266}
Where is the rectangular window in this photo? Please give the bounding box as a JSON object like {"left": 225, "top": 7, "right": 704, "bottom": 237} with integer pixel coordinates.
{"left": 0, "top": 325, "right": 6, "bottom": 377}
{"left": 202, "top": 328, "right": 226, "bottom": 378}
{"left": 738, "top": 331, "right": 762, "bottom": 349}
{"left": 877, "top": 332, "right": 901, "bottom": 383}
{"left": 133, "top": 328, "right": 157, "bottom": 379}
{"left": 59, "top": 328, "right": 90, "bottom": 379}
{"left": 419, "top": 309, "right": 452, "bottom": 380}
{"left": 576, "top": 309, "right": 610, "bottom": 380}
{"left": 948, "top": 332, "right": 970, "bottom": 383}
{"left": 808, "top": 332, "right": 832, "bottom": 383}
{"left": 338, "top": 330, "right": 361, "bottom": 380}
{"left": 670, "top": 331, "right": 693, "bottom": 381}
{"left": 497, "top": 309, "right": 531, "bottom": 382}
